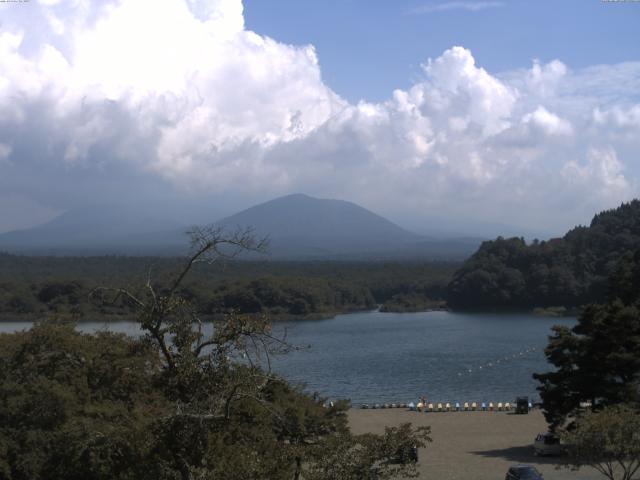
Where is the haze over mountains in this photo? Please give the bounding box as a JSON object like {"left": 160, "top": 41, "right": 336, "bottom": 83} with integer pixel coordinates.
{"left": 0, "top": 194, "right": 482, "bottom": 259}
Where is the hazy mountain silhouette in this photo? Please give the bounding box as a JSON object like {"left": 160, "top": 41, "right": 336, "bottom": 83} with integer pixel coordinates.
{"left": 217, "top": 194, "right": 417, "bottom": 255}
{"left": 0, "top": 206, "right": 187, "bottom": 255}
{"left": 0, "top": 194, "right": 482, "bottom": 259}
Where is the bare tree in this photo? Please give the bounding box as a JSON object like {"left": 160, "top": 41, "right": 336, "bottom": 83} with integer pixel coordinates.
{"left": 91, "top": 226, "right": 285, "bottom": 415}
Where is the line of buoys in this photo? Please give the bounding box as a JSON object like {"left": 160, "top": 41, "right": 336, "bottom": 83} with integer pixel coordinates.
{"left": 360, "top": 400, "right": 533, "bottom": 411}
{"left": 455, "top": 346, "right": 539, "bottom": 377}
{"left": 361, "top": 403, "right": 408, "bottom": 409}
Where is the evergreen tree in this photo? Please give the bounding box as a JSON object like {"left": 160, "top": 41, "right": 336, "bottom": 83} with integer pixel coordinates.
{"left": 534, "top": 251, "right": 640, "bottom": 429}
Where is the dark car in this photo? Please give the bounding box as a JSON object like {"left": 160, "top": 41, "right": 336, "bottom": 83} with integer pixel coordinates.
{"left": 390, "top": 444, "right": 418, "bottom": 464}
{"left": 534, "top": 432, "right": 563, "bottom": 456}
{"left": 505, "top": 465, "right": 543, "bottom": 480}
{"left": 515, "top": 396, "right": 529, "bottom": 414}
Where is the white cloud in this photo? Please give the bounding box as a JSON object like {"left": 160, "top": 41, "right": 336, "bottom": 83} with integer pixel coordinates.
{"left": 562, "top": 148, "right": 632, "bottom": 202}
{"left": 593, "top": 105, "right": 640, "bottom": 129}
{"left": 522, "top": 106, "right": 573, "bottom": 136}
{"left": 409, "top": 2, "right": 504, "bottom": 14}
{"left": 525, "top": 59, "right": 567, "bottom": 98}
{"left": 0, "top": 0, "right": 639, "bottom": 234}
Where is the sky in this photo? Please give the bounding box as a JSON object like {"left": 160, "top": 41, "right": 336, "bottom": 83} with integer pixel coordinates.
{"left": 0, "top": 0, "right": 639, "bottom": 237}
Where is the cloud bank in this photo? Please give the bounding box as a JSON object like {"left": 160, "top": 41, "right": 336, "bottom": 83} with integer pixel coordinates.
{"left": 0, "top": 0, "right": 639, "bottom": 235}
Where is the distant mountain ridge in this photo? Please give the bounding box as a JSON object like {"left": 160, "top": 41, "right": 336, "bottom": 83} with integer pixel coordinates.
{"left": 0, "top": 194, "right": 481, "bottom": 259}
{"left": 0, "top": 207, "right": 187, "bottom": 255}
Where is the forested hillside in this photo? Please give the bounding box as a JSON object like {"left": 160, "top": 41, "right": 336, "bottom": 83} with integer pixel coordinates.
{"left": 0, "top": 255, "right": 457, "bottom": 319}
{"left": 447, "top": 200, "right": 640, "bottom": 309}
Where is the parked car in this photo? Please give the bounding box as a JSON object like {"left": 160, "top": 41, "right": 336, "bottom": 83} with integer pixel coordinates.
{"left": 534, "top": 432, "right": 563, "bottom": 456}
{"left": 505, "top": 465, "right": 544, "bottom": 480}
{"left": 515, "top": 396, "right": 529, "bottom": 414}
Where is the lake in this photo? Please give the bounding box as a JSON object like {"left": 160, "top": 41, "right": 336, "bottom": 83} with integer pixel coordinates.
{"left": 0, "top": 311, "right": 572, "bottom": 406}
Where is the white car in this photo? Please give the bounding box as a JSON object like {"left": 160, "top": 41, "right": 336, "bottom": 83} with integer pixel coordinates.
{"left": 533, "top": 433, "right": 563, "bottom": 456}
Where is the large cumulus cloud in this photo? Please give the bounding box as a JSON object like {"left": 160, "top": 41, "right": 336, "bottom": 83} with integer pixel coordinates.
{"left": 0, "top": 0, "right": 639, "bottom": 234}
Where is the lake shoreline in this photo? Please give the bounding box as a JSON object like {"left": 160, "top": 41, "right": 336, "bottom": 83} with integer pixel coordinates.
{"left": 0, "top": 304, "right": 578, "bottom": 323}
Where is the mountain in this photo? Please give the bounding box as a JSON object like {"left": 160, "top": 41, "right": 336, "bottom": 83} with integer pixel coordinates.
{"left": 216, "top": 193, "right": 423, "bottom": 257}
{"left": 0, "top": 206, "right": 187, "bottom": 255}
{"left": 447, "top": 200, "right": 640, "bottom": 309}
{"left": 0, "top": 194, "right": 481, "bottom": 259}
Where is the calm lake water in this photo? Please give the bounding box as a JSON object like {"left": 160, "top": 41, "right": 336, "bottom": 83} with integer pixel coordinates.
{"left": 0, "top": 311, "right": 573, "bottom": 406}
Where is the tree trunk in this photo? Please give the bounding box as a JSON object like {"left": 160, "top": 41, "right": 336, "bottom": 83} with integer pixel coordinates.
{"left": 293, "top": 456, "right": 302, "bottom": 480}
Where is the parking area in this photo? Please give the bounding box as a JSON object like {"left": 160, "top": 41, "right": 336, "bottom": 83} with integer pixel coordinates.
{"left": 348, "top": 408, "right": 602, "bottom": 480}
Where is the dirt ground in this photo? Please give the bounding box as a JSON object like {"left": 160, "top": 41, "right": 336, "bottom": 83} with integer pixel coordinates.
{"left": 348, "top": 408, "right": 602, "bottom": 480}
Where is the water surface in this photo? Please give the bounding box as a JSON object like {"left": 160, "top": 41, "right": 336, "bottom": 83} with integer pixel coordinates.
{"left": 0, "top": 311, "right": 572, "bottom": 405}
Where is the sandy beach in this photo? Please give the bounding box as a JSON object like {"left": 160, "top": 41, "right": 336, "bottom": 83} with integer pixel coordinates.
{"left": 348, "top": 408, "right": 601, "bottom": 480}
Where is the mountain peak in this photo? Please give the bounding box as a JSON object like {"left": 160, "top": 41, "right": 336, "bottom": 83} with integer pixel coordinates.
{"left": 215, "top": 194, "right": 422, "bottom": 257}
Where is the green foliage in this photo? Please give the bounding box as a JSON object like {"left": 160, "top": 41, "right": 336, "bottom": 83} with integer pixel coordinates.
{"left": 561, "top": 404, "right": 640, "bottom": 480}
{"left": 0, "top": 322, "right": 165, "bottom": 480}
{"left": 304, "top": 423, "right": 432, "bottom": 480}
{"left": 448, "top": 200, "right": 640, "bottom": 309}
{"left": 205, "top": 276, "right": 376, "bottom": 318}
{"left": 0, "top": 254, "right": 457, "bottom": 320}
{"left": 534, "top": 251, "right": 640, "bottom": 429}
{"left": 0, "top": 228, "right": 432, "bottom": 479}
{"left": 379, "top": 292, "right": 446, "bottom": 313}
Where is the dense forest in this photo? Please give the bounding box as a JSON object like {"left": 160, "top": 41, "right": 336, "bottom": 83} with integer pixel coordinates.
{"left": 448, "top": 200, "right": 640, "bottom": 309}
{"left": 0, "top": 254, "right": 457, "bottom": 320}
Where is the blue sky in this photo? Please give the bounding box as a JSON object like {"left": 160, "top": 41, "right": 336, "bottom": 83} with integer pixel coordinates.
{"left": 0, "top": 0, "right": 639, "bottom": 236}
{"left": 244, "top": 0, "right": 640, "bottom": 102}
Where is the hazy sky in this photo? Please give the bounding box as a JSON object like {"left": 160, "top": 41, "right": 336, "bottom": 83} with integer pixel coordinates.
{"left": 1, "top": 0, "right": 639, "bottom": 236}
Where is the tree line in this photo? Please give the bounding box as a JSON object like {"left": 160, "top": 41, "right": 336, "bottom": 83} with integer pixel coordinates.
{"left": 448, "top": 200, "right": 640, "bottom": 309}
{"left": 0, "top": 254, "right": 456, "bottom": 320}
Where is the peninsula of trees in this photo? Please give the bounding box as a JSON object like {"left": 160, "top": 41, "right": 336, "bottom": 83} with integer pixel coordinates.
{"left": 447, "top": 200, "right": 640, "bottom": 310}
